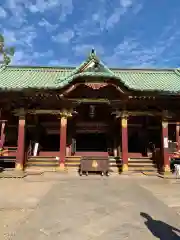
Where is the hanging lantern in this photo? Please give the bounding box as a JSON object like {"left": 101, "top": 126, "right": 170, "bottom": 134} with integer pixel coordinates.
{"left": 89, "top": 105, "right": 95, "bottom": 118}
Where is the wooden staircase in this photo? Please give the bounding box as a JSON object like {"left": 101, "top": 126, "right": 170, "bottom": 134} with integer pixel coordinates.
{"left": 26, "top": 155, "right": 121, "bottom": 173}
{"left": 26, "top": 156, "right": 82, "bottom": 171}
{"left": 128, "top": 157, "right": 158, "bottom": 174}
{"left": 26, "top": 156, "right": 158, "bottom": 174}
{"left": 26, "top": 156, "right": 59, "bottom": 171}
{"left": 65, "top": 156, "right": 81, "bottom": 169}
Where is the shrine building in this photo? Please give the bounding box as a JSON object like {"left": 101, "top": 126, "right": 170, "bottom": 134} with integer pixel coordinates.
{"left": 0, "top": 49, "right": 180, "bottom": 174}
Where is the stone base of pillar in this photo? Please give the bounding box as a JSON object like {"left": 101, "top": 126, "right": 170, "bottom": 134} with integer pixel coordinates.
{"left": 56, "top": 163, "right": 67, "bottom": 172}
{"left": 122, "top": 164, "right": 128, "bottom": 172}
{"left": 163, "top": 164, "right": 171, "bottom": 175}
{"left": 15, "top": 163, "right": 24, "bottom": 171}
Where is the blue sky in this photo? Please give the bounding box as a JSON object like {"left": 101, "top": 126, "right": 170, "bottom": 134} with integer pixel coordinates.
{"left": 0, "top": 0, "right": 180, "bottom": 68}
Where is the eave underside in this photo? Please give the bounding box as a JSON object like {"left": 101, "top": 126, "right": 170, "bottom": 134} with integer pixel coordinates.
{"left": 0, "top": 87, "right": 180, "bottom": 120}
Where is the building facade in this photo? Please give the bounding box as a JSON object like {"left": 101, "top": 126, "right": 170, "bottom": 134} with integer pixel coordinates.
{"left": 0, "top": 50, "right": 180, "bottom": 174}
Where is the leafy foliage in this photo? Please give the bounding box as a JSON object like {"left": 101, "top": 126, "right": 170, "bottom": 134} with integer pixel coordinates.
{"left": 0, "top": 34, "right": 15, "bottom": 66}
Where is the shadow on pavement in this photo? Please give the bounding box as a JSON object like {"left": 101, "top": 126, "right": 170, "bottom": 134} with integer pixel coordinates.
{"left": 140, "top": 212, "right": 180, "bottom": 240}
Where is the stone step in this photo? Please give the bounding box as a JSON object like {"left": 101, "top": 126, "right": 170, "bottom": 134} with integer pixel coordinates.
{"left": 26, "top": 156, "right": 157, "bottom": 173}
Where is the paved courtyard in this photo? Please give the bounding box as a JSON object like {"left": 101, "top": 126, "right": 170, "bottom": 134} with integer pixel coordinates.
{"left": 0, "top": 174, "right": 180, "bottom": 239}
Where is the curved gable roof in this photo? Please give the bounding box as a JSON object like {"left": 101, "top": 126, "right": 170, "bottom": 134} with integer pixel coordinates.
{"left": 0, "top": 50, "right": 180, "bottom": 94}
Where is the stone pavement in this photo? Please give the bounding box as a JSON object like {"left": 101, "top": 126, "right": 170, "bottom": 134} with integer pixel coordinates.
{"left": 139, "top": 177, "right": 180, "bottom": 216}
{"left": 0, "top": 174, "right": 180, "bottom": 239}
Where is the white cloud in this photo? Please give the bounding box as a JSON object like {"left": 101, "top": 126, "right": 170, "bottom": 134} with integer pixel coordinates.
{"left": 73, "top": 44, "right": 104, "bottom": 57}
{"left": 74, "top": 20, "right": 101, "bottom": 40}
{"left": 33, "top": 50, "right": 54, "bottom": 59}
{"left": 29, "top": 0, "right": 73, "bottom": 21}
{"left": 20, "top": 27, "right": 37, "bottom": 47}
{"left": 73, "top": 9, "right": 106, "bottom": 41}
{"left": 72, "top": 2, "right": 107, "bottom": 41}
{"left": 11, "top": 50, "right": 27, "bottom": 65}
{"left": 0, "top": 6, "right": 7, "bottom": 18}
{"left": 103, "top": 29, "right": 180, "bottom": 67}
{"left": 120, "top": 0, "right": 133, "bottom": 8}
{"left": 48, "top": 58, "right": 71, "bottom": 66}
{"left": 2, "top": 25, "right": 37, "bottom": 51}
{"left": 106, "top": 8, "right": 123, "bottom": 29}
{"left": 11, "top": 50, "right": 54, "bottom": 65}
{"left": 5, "top": 0, "right": 28, "bottom": 15}
{"left": 59, "top": 0, "right": 73, "bottom": 22}
{"left": 29, "top": 0, "right": 59, "bottom": 13}
{"left": 48, "top": 60, "right": 61, "bottom": 66}
{"left": 52, "top": 30, "right": 75, "bottom": 43}
{"left": 4, "top": 0, "right": 29, "bottom": 27}
{"left": 38, "top": 18, "right": 58, "bottom": 32}
{"left": 2, "top": 30, "right": 17, "bottom": 45}
{"left": 105, "top": 0, "right": 143, "bottom": 29}
{"left": 15, "top": 55, "right": 72, "bottom": 67}
{"left": 2, "top": 0, "right": 178, "bottom": 69}
{"left": 72, "top": 0, "right": 143, "bottom": 41}
{"left": 103, "top": 38, "right": 155, "bottom": 67}
{"left": 6, "top": 0, "right": 32, "bottom": 19}
{"left": 133, "top": 3, "right": 143, "bottom": 15}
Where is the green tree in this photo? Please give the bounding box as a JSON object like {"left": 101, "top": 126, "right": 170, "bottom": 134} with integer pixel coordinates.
{"left": 0, "top": 34, "right": 15, "bottom": 65}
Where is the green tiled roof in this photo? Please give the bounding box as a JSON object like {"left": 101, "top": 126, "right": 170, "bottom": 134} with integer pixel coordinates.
{"left": 113, "top": 69, "right": 180, "bottom": 93}
{"left": 0, "top": 66, "right": 72, "bottom": 89}
{"left": 0, "top": 51, "right": 180, "bottom": 93}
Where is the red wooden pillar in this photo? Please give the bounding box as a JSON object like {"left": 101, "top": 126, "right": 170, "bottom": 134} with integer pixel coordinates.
{"left": 162, "top": 120, "right": 170, "bottom": 173}
{"left": 176, "top": 122, "right": 180, "bottom": 151}
{"left": 16, "top": 115, "right": 26, "bottom": 170}
{"left": 59, "top": 114, "right": 68, "bottom": 170}
{"left": 121, "top": 115, "right": 128, "bottom": 172}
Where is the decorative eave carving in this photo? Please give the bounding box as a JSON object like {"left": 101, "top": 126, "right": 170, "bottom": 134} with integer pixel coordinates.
{"left": 60, "top": 109, "right": 73, "bottom": 118}
{"left": 13, "top": 108, "right": 26, "bottom": 117}
{"left": 84, "top": 83, "right": 108, "bottom": 89}
{"left": 60, "top": 82, "right": 125, "bottom": 98}
{"left": 112, "top": 110, "right": 129, "bottom": 119}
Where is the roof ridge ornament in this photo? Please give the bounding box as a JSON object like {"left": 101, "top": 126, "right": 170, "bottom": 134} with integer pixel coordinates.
{"left": 88, "top": 48, "right": 99, "bottom": 62}
{"left": 55, "top": 49, "right": 116, "bottom": 84}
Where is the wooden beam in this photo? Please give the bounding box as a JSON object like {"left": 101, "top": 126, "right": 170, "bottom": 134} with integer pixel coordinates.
{"left": 65, "top": 98, "right": 111, "bottom": 104}
{"left": 27, "top": 109, "right": 61, "bottom": 115}
{"left": 13, "top": 109, "right": 76, "bottom": 116}
{"left": 112, "top": 110, "right": 172, "bottom": 117}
